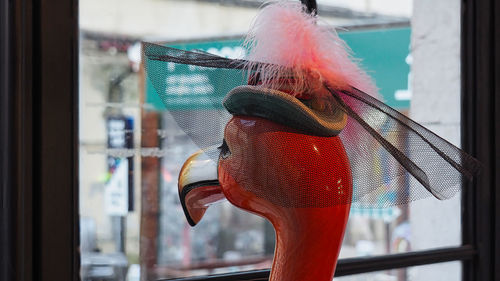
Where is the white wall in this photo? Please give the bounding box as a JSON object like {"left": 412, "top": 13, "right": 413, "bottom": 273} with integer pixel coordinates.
{"left": 409, "top": 0, "right": 461, "bottom": 280}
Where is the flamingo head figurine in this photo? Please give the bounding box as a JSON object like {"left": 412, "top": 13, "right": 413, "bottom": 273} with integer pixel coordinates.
{"left": 178, "top": 75, "right": 354, "bottom": 280}
{"left": 176, "top": 4, "right": 374, "bottom": 278}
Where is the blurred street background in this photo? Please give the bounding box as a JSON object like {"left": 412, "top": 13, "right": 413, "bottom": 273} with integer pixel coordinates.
{"left": 78, "top": 1, "right": 462, "bottom": 280}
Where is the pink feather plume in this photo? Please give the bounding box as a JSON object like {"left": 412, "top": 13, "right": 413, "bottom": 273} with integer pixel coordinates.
{"left": 243, "top": 1, "right": 377, "bottom": 97}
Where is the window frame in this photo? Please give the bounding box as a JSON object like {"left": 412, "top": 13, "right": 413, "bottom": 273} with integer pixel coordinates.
{"left": 0, "top": 0, "right": 498, "bottom": 280}
{"left": 1, "top": 0, "right": 79, "bottom": 280}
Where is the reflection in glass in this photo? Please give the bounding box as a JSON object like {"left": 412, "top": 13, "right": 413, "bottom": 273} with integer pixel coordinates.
{"left": 79, "top": 0, "right": 461, "bottom": 280}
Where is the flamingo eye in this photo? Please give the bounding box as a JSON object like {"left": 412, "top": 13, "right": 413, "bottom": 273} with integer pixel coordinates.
{"left": 219, "top": 139, "right": 231, "bottom": 159}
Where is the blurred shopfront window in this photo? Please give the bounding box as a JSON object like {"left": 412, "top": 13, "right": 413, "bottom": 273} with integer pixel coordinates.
{"left": 79, "top": 1, "right": 462, "bottom": 280}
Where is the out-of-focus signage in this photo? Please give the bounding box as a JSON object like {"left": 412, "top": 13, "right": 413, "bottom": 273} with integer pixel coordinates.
{"left": 105, "top": 160, "right": 129, "bottom": 216}
{"left": 340, "top": 27, "right": 411, "bottom": 109}
{"left": 350, "top": 206, "right": 402, "bottom": 222}
{"left": 106, "top": 116, "right": 134, "bottom": 215}
{"left": 145, "top": 27, "right": 411, "bottom": 110}
{"left": 146, "top": 40, "right": 246, "bottom": 110}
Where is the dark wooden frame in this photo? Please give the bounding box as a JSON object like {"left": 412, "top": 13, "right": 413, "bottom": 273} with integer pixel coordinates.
{"left": 461, "top": 0, "right": 500, "bottom": 280}
{"left": 0, "top": 0, "right": 498, "bottom": 280}
{"left": 0, "top": 0, "right": 79, "bottom": 280}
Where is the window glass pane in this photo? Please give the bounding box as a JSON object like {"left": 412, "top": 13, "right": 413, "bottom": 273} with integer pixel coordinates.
{"left": 79, "top": 0, "right": 462, "bottom": 280}
{"left": 336, "top": 261, "right": 461, "bottom": 281}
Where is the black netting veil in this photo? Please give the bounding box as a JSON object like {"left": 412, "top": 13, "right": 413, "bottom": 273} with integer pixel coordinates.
{"left": 142, "top": 42, "right": 481, "bottom": 208}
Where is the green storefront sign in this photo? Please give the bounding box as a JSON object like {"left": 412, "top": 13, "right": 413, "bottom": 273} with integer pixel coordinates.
{"left": 146, "top": 27, "right": 411, "bottom": 110}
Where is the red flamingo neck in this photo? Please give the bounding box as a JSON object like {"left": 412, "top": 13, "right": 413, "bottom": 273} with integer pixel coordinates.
{"left": 268, "top": 205, "right": 351, "bottom": 281}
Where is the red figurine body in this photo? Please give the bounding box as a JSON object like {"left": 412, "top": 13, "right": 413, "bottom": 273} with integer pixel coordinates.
{"left": 219, "top": 116, "right": 352, "bottom": 281}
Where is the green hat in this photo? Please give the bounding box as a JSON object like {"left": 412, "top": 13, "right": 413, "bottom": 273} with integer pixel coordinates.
{"left": 223, "top": 85, "right": 347, "bottom": 137}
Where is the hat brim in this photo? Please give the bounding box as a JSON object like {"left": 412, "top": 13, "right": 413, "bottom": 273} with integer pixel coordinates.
{"left": 223, "top": 85, "right": 347, "bottom": 137}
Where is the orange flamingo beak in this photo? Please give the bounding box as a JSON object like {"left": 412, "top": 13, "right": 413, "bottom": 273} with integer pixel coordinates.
{"left": 178, "top": 147, "right": 224, "bottom": 226}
